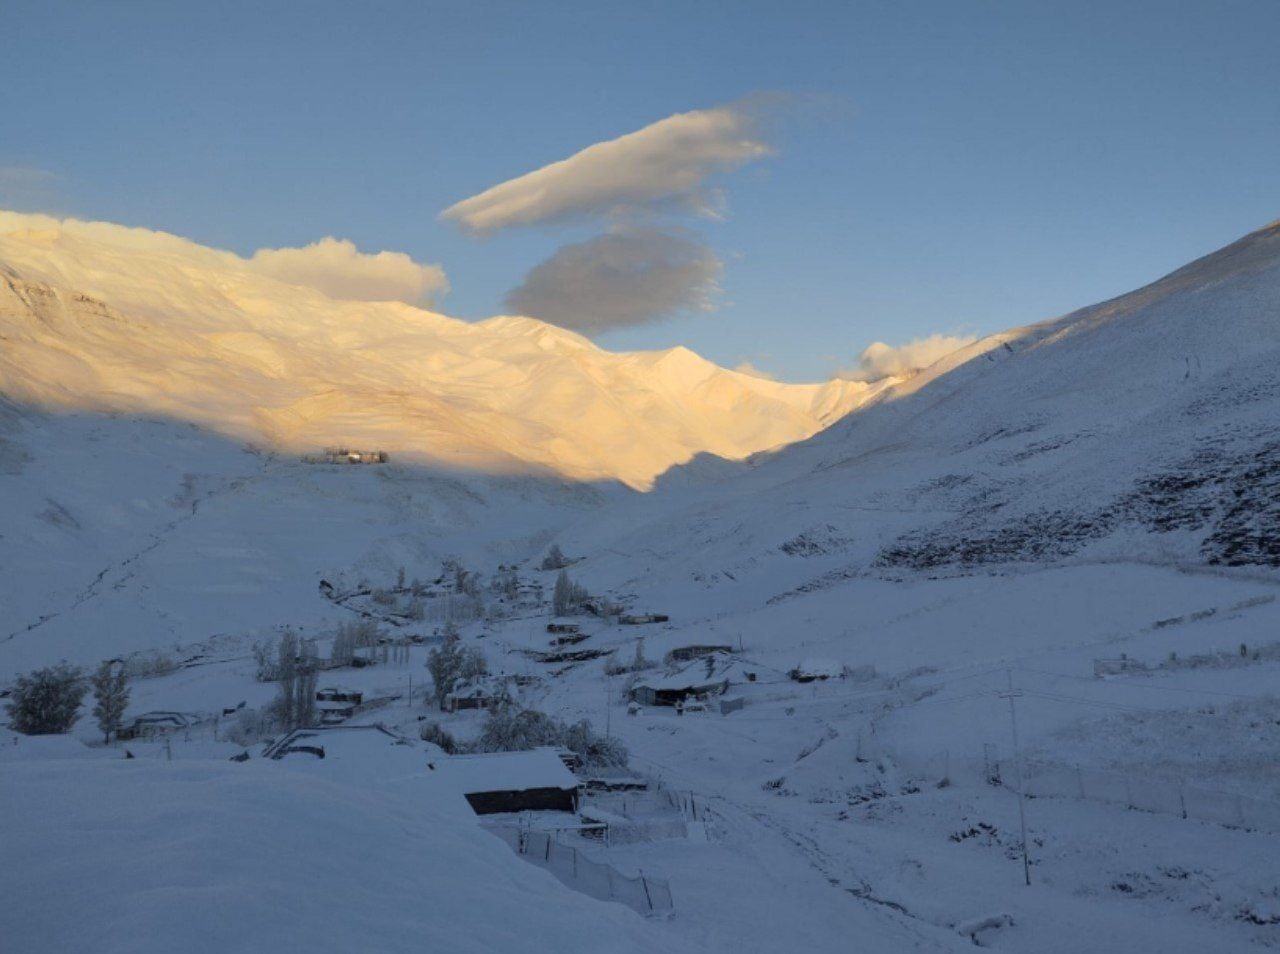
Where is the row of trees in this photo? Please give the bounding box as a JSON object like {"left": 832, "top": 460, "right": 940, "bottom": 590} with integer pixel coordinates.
{"left": 419, "top": 705, "right": 627, "bottom": 768}
{"left": 473, "top": 706, "right": 628, "bottom": 768}
{"left": 5, "top": 661, "right": 130, "bottom": 742}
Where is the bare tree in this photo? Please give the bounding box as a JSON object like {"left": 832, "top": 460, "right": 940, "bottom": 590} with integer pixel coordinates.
{"left": 90, "top": 661, "right": 130, "bottom": 743}
{"left": 270, "top": 630, "right": 318, "bottom": 730}
{"left": 553, "top": 570, "right": 590, "bottom": 615}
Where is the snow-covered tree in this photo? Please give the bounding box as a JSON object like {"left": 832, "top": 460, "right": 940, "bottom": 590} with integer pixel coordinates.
{"left": 541, "top": 544, "right": 569, "bottom": 571}
{"left": 6, "top": 663, "right": 86, "bottom": 735}
{"left": 90, "top": 661, "right": 130, "bottom": 743}
{"left": 425, "top": 642, "right": 487, "bottom": 709}
{"left": 553, "top": 570, "right": 590, "bottom": 615}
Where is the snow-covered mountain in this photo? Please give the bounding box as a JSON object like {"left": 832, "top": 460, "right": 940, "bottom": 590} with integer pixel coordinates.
{"left": 565, "top": 217, "right": 1280, "bottom": 600}
{"left": 0, "top": 211, "right": 877, "bottom": 490}
{"left": 4, "top": 215, "right": 1280, "bottom": 954}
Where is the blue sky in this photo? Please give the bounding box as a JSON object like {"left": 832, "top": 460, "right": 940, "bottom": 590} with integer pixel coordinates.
{"left": 3, "top": 0, "right": 1278, "bottom": 381}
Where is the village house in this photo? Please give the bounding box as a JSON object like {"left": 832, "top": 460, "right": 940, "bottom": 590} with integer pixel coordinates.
{"left": 630, "top": 653, "right": 761, "bottom": 708}
{"left": 443, "top": 675, "right": 509, "bottom": 713}
{"left": 315, "top": 686, "right": 363, "bottom": 725}
{"left": 432, "top": 747, "right": 582, "bottom": 815}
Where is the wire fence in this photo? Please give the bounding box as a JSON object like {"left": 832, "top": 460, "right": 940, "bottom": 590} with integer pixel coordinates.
{"left": 488, "top": 826, "right": 674, "bottom": 917}
{"left": 581, "top": 790, "right": 690, "bottom": 844}
{"left": 881, "top": 740, "right": 1280, "bottom": 835}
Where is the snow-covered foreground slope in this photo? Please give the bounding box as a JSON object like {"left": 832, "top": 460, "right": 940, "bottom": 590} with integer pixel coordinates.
{"left": 0, "top": 755, "right": 697, "bottom": 954}
{"left": 0, "top": 211, "right": 877, "bottom": 490}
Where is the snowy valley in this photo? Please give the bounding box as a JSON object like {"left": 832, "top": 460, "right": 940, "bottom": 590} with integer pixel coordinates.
{"left": 3, "top": 215, "right": 1280, "bottom": 954}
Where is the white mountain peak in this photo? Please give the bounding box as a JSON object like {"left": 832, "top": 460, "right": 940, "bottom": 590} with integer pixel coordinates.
{"left": 0, "top": 211, "right": 886, "bottom": 488}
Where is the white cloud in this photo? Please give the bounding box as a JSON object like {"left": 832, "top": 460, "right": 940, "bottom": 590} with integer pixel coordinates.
{"left": 504, "top": 227, "right": 721, "bottom": 334}
{"left": 836, "top": 334, "right": 977, "bottom": 383}
{"left": 248, "top": 237, "right": 448, "bottom": 307}
{"left": 733, "top": 361, "right": 777, "bottom": 381}
{"left": 442, "top": 104, "right": 772, "bottom": 234}
{"left": 0, "top": 211, "right": 448, "bottom": 307}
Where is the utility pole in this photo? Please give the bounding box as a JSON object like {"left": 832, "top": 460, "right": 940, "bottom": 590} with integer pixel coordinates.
{"left": 1000, "top": 669, "right": 1032, "bottom": 886}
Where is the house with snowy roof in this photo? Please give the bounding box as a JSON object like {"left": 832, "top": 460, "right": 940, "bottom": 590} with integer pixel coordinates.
{"left": 427, "top": 747, "right": 581, "bottom": 815}
{"left": 629, "top": 654, "right": 756, "bottom": 707}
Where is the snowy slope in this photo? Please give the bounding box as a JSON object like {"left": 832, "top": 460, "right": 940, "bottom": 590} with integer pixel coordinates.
{"left": 562, "top": 217, "right": 1280, "bottom": 595}
{"left": 0, "top": 211, "right": 879, "bottom": 490}
{"left": 0, "top": 756, "right": 696, "bottom": 954}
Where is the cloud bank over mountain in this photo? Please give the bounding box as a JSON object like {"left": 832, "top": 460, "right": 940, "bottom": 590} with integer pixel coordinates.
{"left": 837, "top": 333, "right": 977, "bottom": 383}
{"left": 0, "top": 211, "right": 447, "bottom": 307}
{"left": 248, "top": 237, "right": 448, "bottom": 306}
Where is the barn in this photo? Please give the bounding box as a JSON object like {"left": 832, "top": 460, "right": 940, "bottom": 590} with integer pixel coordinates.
{"left": 433, "top": 748, "right": 581, "bottom": 815}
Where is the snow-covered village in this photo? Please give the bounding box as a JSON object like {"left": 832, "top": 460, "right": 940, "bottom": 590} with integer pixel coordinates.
{"left": 3, "top": 5, "right": 1280, "bottom": 953}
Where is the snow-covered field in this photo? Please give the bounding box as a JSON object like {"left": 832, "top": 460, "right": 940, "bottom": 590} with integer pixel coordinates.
{"left": 3, "top": 217, "right": 1280, "bottom": 952}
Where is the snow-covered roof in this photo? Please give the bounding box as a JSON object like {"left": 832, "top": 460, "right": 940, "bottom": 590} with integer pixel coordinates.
{"left": 633, "top": 655, "right": 756, "bottom": 692}
{"left": 428, "top": 747, "right": 578, "bottom": 795}
{"left": 266, "top": 724, "right": 441, "bottom": 770}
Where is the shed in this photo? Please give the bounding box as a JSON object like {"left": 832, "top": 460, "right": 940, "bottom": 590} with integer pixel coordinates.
{"left": 433, "top": 748, "right": 581, "bottom": 815}
{"left": 117, "top": 711, "right": 200, "bottom": 741}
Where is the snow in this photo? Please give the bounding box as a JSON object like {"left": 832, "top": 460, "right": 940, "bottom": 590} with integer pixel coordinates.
{"left": 3, "top": 216, "right": 1280, "bottom": 951}
{"left": 0, "top": 757, "right": 694, "bottom": 954}
{"left": 431, "top": 748, "right": 581, "bottom": 796}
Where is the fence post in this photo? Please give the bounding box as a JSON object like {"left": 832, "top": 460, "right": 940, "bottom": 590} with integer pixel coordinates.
{"left": 1178, "top": 786, "right": 1187, "bottom": 820}
{"left": 640, "top": 870, "right": 654, "bottom": 912}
